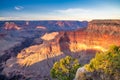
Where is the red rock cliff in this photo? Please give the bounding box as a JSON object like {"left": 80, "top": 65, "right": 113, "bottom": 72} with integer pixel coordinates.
{"left": 3, "top": 20, "right": 120, "bottom": 80}
{"left": 16, "top": 20, "right": 120, "bottom": 65}
{"left": 88, "top": 20, "right": 120, "bottom": 32}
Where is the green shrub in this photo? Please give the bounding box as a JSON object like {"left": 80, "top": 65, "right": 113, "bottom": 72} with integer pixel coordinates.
{"left": 85, "top": 45, "right": 120, "bottom": 80}
{"left": 50, "top": 56, "right": 81, "bottom": 80}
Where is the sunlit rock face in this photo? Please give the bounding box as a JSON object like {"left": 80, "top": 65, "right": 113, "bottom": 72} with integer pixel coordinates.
{"left": 88, "top": 20, "right": 120, "bottom": 33}
{"left": 4, "top": 22, "right": 21, "bottom": 30}
{"left": 36, "top": 20, "right": 120, "bottom": 55}
{"left": 2, "top": 20, "right": 120, "bottom": 80}
{"left": 36, "top": 26, "right": 47, "bottom": 30}
{"left": 41, "top": 32, "right": 59, "bottom": 40}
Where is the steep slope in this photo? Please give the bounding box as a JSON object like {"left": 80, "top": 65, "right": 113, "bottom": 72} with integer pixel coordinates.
{"left": 88, "top": 20, "right": 120, "bottom": 33}
{"left": 2, "top": 20, "right": 120, "bottom": 80}
{"left": 0, "top": 20, "right": 87, "bottom": 66}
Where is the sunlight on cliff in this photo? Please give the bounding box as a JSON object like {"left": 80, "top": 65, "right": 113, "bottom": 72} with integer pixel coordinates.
{"left": 41, "top": 32, "right": 59, "bottom": 40}
{"left": 69, "top": 43, "right": 107, "bottom": 52}
{"left": 17, "top": 53, "right": 44, "bottom": 66}
{"left": 17, "top": 42, "right": 107, "bottom": 67}
{"left": 17, "top": 52, "right": 63, "bottom": 67}
{"left": 17, "top": 44, "right": 62, "bottom": 67}
{"left": 4, "top": 22, "right": 21, "bottom": 30}
{"left": 36, "top": 26, "right": 47, "bottom": 30}
{"left": 92, "top": 46, "right": 106, "bottom": 51}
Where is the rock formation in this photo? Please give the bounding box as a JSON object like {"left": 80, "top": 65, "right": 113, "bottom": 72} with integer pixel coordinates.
{"left": 4, "top": 22, "right": 21, "bottom": 30}
{"left": 88, "top": 20, "right": 120, "bottom": 33}
{"left": 0, "top": 20, "right": 87, "bottom": 31}
{"left": 1, "top": 20, "right": 120, "bottom": 80}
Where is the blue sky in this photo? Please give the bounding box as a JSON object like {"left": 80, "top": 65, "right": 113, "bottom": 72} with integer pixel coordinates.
{"left": 0, "top": 0, "right": 120, "bottom": 20}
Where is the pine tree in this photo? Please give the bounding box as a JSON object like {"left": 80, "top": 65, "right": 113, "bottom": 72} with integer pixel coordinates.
{"left": 50, "top": 56, "right": 81, "bottom": 80}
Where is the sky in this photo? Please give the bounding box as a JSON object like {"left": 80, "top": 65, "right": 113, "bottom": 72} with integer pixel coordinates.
{"left": 0, "top": 0, "right": 120, "bottom": 21}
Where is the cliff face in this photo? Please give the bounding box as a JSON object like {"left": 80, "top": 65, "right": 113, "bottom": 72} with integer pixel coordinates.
{"left": 0, "top": 20, "right": 87, "bottom": 63}
{"left": 22, "top": 20, "right": 120, "bottom": 56}
{"left": 4, "top": 22, "right": 21, "bottom": 30}
{"left": 88, "top": 20, "right": 120, "bottom": 33}
{"left": 2, "top": 20, "right": 120, "bottom": 80}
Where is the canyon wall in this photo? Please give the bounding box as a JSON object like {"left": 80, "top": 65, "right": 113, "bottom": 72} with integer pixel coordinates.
{"left": 18, "top": 20, "right": 120, "bottom": 57}
{"left": 2, "top": 20, "right": 120, "bottom": 80}
{"left": 88, "top": 20, "right": 120, "bottom": 33}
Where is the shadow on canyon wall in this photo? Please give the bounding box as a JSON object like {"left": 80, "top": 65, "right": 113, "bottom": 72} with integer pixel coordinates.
{"left": 23, "top": 49, "right": 97, "bottom": 80}
{"left": 59, "top": 32, "right": 71, "bottom": 55}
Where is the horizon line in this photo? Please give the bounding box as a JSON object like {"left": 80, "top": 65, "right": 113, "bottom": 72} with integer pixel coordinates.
{"left": 0, "top": 19, "right": 120, "bottom": 22}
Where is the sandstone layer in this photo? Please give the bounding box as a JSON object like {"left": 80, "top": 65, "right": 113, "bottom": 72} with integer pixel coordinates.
{"left": 2, "top": 20, "right": 120, "bottom": 80}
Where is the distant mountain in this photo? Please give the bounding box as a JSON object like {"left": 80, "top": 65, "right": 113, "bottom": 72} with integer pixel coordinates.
{"left": 4, "top": 22, "right": 21, "bottom": 30}
{"left": 0, "top": 21, "right": 88, "bottom": 31}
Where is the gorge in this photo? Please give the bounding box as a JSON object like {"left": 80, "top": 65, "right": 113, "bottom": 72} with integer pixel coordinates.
{"left": 0, "top": 20, "right": 120, "bottom": 80}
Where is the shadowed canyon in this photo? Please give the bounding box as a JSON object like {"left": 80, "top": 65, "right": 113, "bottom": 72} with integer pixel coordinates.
{"left": 0, "top": 20, "right": 120, "bottom": 80}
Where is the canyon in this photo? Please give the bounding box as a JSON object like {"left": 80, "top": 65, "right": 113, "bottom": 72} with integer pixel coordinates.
{"left": 0, "top": 20, "right": 120, "bottom": 80}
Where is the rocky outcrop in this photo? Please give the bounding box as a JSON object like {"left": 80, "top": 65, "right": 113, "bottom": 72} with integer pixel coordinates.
{"left": 41, "top": 32, "right": 59, "bottom": 41}
{"left": 4, "top": 22, "right": 21, "bottom": 30}
{"left": 36, "top": 26, "right": 47, "bottom": 30}
{"left": 1, "top": 20, "right": 120, "bottom": 80}
{"left": 88, "top": 20, "right": 120, "bottom": 33}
